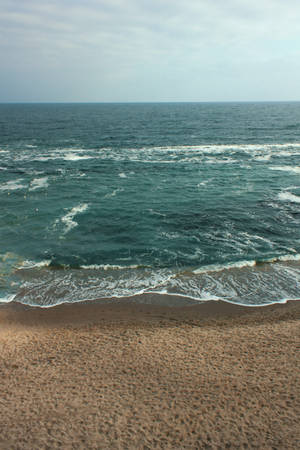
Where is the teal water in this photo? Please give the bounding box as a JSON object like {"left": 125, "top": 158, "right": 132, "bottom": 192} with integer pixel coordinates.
{"left": 1, "top": 102, "right": 300, "bottom": 306}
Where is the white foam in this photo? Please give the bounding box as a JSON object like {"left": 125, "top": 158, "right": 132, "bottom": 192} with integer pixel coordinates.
{"left": 80, "top": 264, "right": 140, "bottom": 270}
{"left": 140, "top": 142, "right": 300, "bottom": 154}
{"left": 33, "top": 156, "right": 52, "bottom": 162}
{"left": 34, "top": 152, "right": 94, "bottom": 162}
{"left": 193, "top": 260, "right": 256, "bottom": 274}
{"left": 255, "top": 154, "right": 271, "bottom": 161}
{"left": 118, "top": 172, "right": 127, "bottom": 178}
{"left": 29, "top": 177, "right": 49, "bottom": 191}
{"left": 20, "top": 259, "right": 51, "bottom": 269}
{"left": 148, "top": 209, "right": 166, "bottom": 217}
{"left": 204, "top": 158, "right": 238, "bottom": 164}
{"left": 60, "top": 203, "right": 89, "bottom": 234}
{"left": 0, "top": 179, "right": 27, "bottom": 191}
{"left": 277, "top": 253, "right": 300, "bottom": 262}
{"left": 197, "top": 180, "right": 210, "bottom": 187}
{"left": 270, "top": 166, "right": 300, "bottom": 174}
{"left": 159, "top": 231, "right": 181, "bottom": 240}
{"left": 146, "top": 289, "right": 219, "bottom": 302}
{"left": 278, "top": 192, "right": 300, "bottom": 203}
{"left": 104, "top": 188, "right": 124, "bottom": 198}
{"left": 0, "top": 294, "right": 16, "bottom": 303}
{"left": 62, "top": 153, "right": 93, "bottom": 161}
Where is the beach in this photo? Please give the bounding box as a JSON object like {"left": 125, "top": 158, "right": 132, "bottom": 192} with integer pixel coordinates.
{"left": 0, "top": 298, "right": 299, "bottom": 449}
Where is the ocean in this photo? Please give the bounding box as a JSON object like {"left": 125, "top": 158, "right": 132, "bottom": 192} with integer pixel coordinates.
{"left": 1, "top": 102, "right": 300, "bottom": 307}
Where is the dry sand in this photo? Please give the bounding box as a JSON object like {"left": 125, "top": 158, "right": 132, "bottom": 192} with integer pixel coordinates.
{"left": 0, "top": 298, "right": 299, "bottom": 449}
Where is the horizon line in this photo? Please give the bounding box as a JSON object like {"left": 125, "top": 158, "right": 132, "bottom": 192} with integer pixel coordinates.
{"left": 1, "top": 100, "right": 300, "bottom": 105}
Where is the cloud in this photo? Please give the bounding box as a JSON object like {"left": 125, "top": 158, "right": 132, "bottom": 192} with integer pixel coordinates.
{"left": 0, "top": 0, "right": 300, "bottom": 101}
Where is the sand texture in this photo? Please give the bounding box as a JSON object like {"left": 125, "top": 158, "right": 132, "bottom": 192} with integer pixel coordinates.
{"left": 0, "top": 299, "right": 299, "bottom": 449}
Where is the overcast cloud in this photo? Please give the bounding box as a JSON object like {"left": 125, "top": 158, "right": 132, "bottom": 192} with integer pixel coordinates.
{"left": 1, "top": 0, "right": 300, "bottom": 102}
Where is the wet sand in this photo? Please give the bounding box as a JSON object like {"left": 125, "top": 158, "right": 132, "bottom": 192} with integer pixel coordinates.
{"left": 0, "top": 298, "right": 299, "bottom": 449}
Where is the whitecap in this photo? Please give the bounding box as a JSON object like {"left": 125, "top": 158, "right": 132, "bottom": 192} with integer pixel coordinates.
{"left": 29, "top": 177, "right": 49, "bottom": 191}
{"left": 104, "top": 188, "right": 124, "bottom": 198}
{"left": 270, "top": 166, "right": 300, "bottom": 174}
{"left": 33, "top": 152, "right": 94, "bottom": 162}
{"left": 255, "top": 154, "right": 271, "bottom": 161}
{"left": 204, "top": 157, "right": 238, "bottom": 164}
{"left": 33, "top": 156, "right": 53, "bottom": 162}
{"left": 197, "top": 180, "right": 209, "bottom": 187}
{"left": 148, "top": 209, "right": 166, "bottom": 217}
{"left": 0, "top": 179, "right": 27, "bottom": 191}
{"left": 265, "top": 253, "right": 300, "bottom": 263}
{"left": 59, "top": 203, "right": 89, "bottom": 234}
{"left": 62, "top": 153, "right": 93, "bottom": 161}
{"left": 278, "top": 192, "right": 300, "bottom": 203}
{"left": 119, "top": 172, "right": 127, "bottom": 178}
{"left": 20, "top": 259, "right": 51, "bottom": 269}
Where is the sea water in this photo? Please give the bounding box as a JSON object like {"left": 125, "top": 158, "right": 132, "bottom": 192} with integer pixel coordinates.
{"left": 1, "top": 102, "right": 300, "bottom": 307}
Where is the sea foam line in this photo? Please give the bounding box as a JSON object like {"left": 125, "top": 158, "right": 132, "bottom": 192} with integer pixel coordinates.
{"left": 193, "top": 260, "right": 257, "bottom": 274}
{"left": 80, "top": 264, "right": 141, "bottom": 270}
{"left": 140, "top": 142, "right": 300, "bottom": 153}
{"left": 193, "top": 253, "right": 300, "bottom": 275}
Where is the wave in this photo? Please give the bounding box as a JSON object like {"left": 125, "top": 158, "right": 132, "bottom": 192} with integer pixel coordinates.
{"left": 20, "top": 259, "right": 52, "bottom": 269}
{"left": 193, "top": 254, "right": 300, "bottom": 273}
{"left": 6, "top": 142, "right": 300, "bottom": 167}
{"left": 275, "top": 254, "right": 300, "bottom": 262}
{"left": 278, "top": 192, "right": 300, "bottom": 203}
{"left": 11, "top": 252, "right": 300, "bottom": 272}
{"left": 140, "top": 143, "right": 300, "bottom": 153}
{"left": 193, "top": 260, "right": 257, "bottom": 274}
{"left": 0, "top": 295, "right": 16, "bottom": 304}
{"left": 2, "top": 253, "right": 300, "bottom": 308}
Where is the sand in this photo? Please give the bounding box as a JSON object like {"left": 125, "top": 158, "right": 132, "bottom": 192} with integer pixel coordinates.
{"left": 0, "top": 297, "right": 299, "bottom": 449}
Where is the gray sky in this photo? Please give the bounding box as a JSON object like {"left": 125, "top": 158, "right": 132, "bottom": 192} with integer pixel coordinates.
{"left": 1, "top": 0, "right": 300, "bottom": 102}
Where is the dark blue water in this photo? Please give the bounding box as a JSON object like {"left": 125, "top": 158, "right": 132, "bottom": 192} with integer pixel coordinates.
{"left": 1, "top": 102, "right": 300, "bottom": 306}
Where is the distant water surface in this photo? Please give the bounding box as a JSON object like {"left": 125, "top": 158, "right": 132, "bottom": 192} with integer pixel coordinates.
{"left": 1, "top": 102, "right": 300, "bottom": 306}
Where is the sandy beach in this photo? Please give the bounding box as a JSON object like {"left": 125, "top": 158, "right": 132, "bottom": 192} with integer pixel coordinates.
{"left": 0, "top": 297, "right": 299, "bottom": 449}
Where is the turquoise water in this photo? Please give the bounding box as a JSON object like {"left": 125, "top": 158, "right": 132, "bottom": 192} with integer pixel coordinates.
{"left": 1, "top": 102, "right": 300, "bottom": 306}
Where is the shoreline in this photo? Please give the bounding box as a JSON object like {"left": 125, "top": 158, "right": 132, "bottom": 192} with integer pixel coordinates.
{"left": 1, "top": 296, "right": 300, "bottom": 328}
{"left": 0, "top": 298, "right": 299, "bottom": 448}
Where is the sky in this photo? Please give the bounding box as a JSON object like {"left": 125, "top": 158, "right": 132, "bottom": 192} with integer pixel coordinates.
{"left": 1, "top": 0, "right": 300, "bottom": 102}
